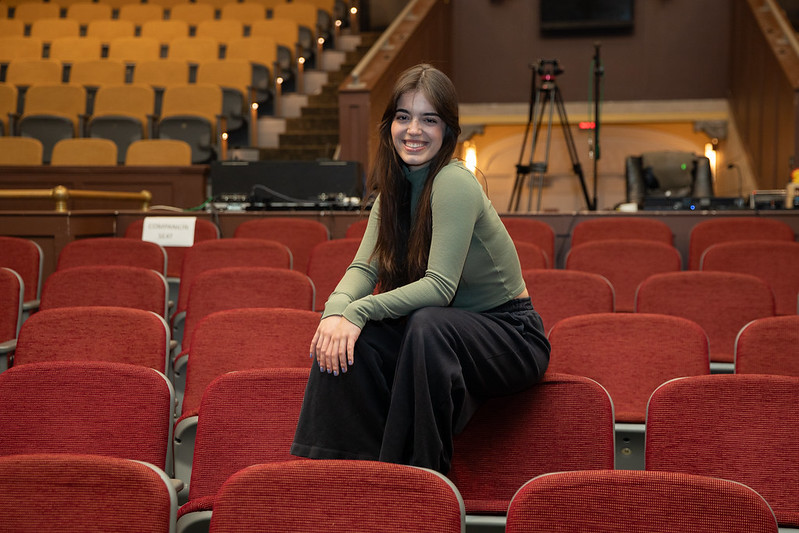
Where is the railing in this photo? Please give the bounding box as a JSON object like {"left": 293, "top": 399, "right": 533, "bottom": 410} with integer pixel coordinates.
{"left": 0, "top": 186, "right": 152, "bottom": 212}
{"left": 346, "top": 0, "right": 421, "bottom": 89}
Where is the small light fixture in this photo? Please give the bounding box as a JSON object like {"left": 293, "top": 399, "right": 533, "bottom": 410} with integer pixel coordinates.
{"left": 704, "top": 138, "right": 718, "bottom": 178}
{"left": 464, "top": 141, "right": 477, "bottom": 173}
{"left": 349, "top": 6, "right": 358, "bottom": 30}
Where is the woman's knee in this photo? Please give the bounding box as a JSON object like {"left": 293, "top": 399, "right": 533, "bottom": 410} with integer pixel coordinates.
{"left": 406, "top": 307, "right": 460, "bottom": 336}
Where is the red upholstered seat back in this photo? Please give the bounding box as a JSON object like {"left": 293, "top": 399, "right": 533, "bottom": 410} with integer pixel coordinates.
{"left": 40, "top": 265, "right": 169, "bottom": 318}
{"left": 0, "top": 361, "right": 173, "bottom": 472}
{"left": 180, "top": 307, "right": 317, "bottom": 417}
{"left": 548, "top": 313, "right": 710, "bottom": 423}
{"left": 735, "top": 315, "right": 799, "bottom": 377}
{"left": 0, "top": 454, "right": 176, "bottom": 532}
{"left": 183, "top": 368, "right": 308, "bottom": 513}
{"left": 180, "top": 266, "right": 314, "bottom": 354}
{"left": 345, "top": 218, "right": 368, "bottom": 239}
{"left": 500, "top": 217, "right": 555, "bottom": 265}
{"left": 0, "top": 236, "right": 42, "bottom": 304}
{"left": 176, "top": 238, "right": 292, "bottom": 316}
{"left": 57, "top": 237, "right": 167, "bottom": 276}
{"left": 566, "top": 239, "right": 682, "bottom": 312}
{"left": 209, "top": 460, "right": 464, "bottom": 533}
{"left": 306, "top": 238, "right": 360, "bottom": 312}
{"left": 645, "top": 374, "right": 799, "bottom": 527}
{"left": 636, "top": 271, "right": 775, "bottom": 364}
{"left": 701, "top": 240, "right": 799, "bottom": 316}
{"left": 688, "top": 217, "right": 795, "bottom": 270}
{"left": 14, "top": 306, "right": 170, "bottom": 373}
{"left": 571, "top": 217, "right": 674, "bottom": 247}
{"left": 0, "top": 268, "right": 22, "bottom": 345}
{"left": 233, "top": 217, "right": 330, "bottom": 273}
{"left": 448, "top": 373, "right": 615, "bottom": 514}
{"left": 506, "top": 470, "right": 778, "bottom": 533}
{"left": 522, "top": 268, "right": 615, "bottom": 334}
{"left": 514, "top": 241, "right": 549, "bottom": 270}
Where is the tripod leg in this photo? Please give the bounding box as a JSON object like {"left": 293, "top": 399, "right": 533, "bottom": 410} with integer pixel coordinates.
{"left": 520, "top": 89, "right": 552, "bottom": 212}
{"left": 509, "top": 65, "right": 541, "bottom": 212}
{"left": 554, "top": 86, "right": 595, "bottom": 210}
{"left": 509, "top": 169, "right": 526, "bottom": 212}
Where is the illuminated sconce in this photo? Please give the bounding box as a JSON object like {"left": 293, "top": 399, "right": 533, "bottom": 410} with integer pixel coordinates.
{"left": 349, "top": 6, "right": 358, "bottom": 33}
{"left": 464, "top": 141, "right": 477, "bottom": 173}
{"left": 704, "top": 138, "right": 718, "bottom": 180}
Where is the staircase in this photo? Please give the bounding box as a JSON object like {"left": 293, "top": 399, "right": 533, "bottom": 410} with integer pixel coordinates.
{"left": 256, "top": 32, "right": 379, "bottom": 161}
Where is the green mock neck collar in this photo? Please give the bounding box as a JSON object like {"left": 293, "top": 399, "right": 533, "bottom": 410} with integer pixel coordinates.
{"left": 403, "top": 164, "right": 431, "bottom": 185}
{"left": 403, "top": 165, "right": 430, "bottom": 218}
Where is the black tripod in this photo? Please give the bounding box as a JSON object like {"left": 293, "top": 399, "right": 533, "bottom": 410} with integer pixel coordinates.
{"left": 508, "top": 60, "right": 595, "bottom": 212}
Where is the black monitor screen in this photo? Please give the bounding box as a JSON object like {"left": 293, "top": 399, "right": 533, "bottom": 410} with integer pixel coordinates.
{"left": 540, "top": 0, "right": 634, "bottom": 35}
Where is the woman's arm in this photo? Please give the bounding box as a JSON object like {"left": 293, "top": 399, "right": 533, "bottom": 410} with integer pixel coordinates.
{"left": 340, "top": 165, "right": 484, "bottom": 328}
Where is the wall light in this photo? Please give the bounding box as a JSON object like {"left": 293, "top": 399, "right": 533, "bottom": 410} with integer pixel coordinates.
{"left": 464, "top": 141, "right": 477, "bottom": 173}
{"left": 704, "top": 138, "right": 718, "bottom": 179}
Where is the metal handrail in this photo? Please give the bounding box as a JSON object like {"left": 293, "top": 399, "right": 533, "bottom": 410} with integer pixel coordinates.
{"left": 0, "top": 185, "right": 152, "bottom": 212}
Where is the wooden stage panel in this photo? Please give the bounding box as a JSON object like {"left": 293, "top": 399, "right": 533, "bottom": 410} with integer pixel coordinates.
{"left": 0, "top": 211, "right": 116, "bottom": 281}
{"left": 0, "top": 165, "right": 208, "bottom": 211}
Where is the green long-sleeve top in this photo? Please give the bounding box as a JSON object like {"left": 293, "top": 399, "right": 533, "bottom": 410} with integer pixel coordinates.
{"left": 323, "top": 160, "right": 526, "bottom": 328}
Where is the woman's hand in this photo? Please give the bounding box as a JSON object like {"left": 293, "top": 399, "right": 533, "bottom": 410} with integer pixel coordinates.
{"left": 310, "top": 315, "right": 361, "bottom": 376}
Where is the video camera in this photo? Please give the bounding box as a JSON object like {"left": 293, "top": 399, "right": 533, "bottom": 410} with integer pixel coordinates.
{"left": 534, "top": 58, "right": 564, "bottom": 79}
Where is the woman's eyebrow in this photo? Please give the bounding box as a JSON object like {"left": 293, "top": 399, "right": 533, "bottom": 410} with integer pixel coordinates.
{"left": 395, "top": 108, "right": 441, "bottom": 118}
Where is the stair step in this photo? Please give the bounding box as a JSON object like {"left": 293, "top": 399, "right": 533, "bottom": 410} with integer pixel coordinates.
{"left": 280, "top": 131, "right": 340, "bottom": 145}
{"left": 301, "top": 104, "right": 338, "bottom": 117}
{"left": 286, "top": 116, "right": 339, "bottom": 131}
{"left": 250, "top": 30, "right": 379, "bottom": 160}
{"left": 308, "top": 90, "right": 338, "bottom": 106}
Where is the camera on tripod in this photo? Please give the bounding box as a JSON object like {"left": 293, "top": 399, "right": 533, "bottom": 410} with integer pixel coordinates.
{"left": 509, "top": 58, "right": 595, "bottom": 212}
{"left": 535, "top": 59, "right": 563, "bottom": 79}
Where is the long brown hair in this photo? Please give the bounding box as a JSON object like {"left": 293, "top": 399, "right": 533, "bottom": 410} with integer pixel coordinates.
{"left": 368, "top": 64, "right": 461, "bottom": 292}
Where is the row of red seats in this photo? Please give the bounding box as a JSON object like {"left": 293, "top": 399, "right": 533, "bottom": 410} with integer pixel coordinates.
{"left": 2, "top": 215, "right": 798, "bottom": 371}
{"left": 0, "top": 358, "right": 796, "bottom": 530}
{"left": 0, "top": 452, "right": 784, "bottom": 532}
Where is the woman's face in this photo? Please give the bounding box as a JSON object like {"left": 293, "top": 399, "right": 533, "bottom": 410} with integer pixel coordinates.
{"left": 391, "top": 90, "right": 445, "bottom": 171}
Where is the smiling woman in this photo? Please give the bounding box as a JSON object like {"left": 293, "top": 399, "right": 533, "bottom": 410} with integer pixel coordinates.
{"left": 391, "top": 91, "right": 445, "bottom": 170}
{"left": 291, "top": 64, "right": 551, "bottom": 474}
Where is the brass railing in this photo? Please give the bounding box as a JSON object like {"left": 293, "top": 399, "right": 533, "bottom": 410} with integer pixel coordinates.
{"left": 0, "top": 185, "right": 152, "bottom": 212}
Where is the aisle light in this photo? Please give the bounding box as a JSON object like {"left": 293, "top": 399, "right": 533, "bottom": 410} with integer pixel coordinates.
{"left": 250, "top": 102, "right": 259, "bottom": 147}
{"left": 350, "top": 6, "right": 358, "bottom": 32}
{"left": 296, "top": 57, "right": 304, "bottom": 95}
{"left": 221, "top": 132, "right": 228, "bottom": 160}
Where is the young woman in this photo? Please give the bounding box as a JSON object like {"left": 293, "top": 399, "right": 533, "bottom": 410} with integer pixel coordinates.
{"left": 291, "top": 63, "right": 550, "bottom": 474}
